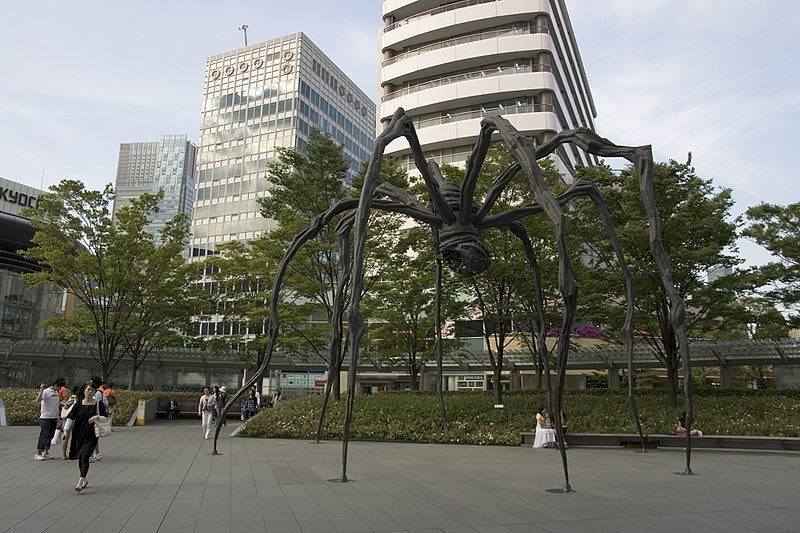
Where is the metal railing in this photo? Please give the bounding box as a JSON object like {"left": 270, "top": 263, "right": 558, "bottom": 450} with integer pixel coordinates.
{"left": 383, "top": 25, "right": 549, "bottom": 67}
{"left": 413, "top": 103, "right": 555, "bottom": 130}
{"left": 384, "top": 0, "right": 501, "bottom": 33}
{"left": 381, "top": 63, "right": 552, "bottom": 102}
{"left": 4, "top": 338, "right": 800, "bottom": 374}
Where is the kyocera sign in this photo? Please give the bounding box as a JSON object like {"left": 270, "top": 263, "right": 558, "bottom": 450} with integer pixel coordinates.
{"left": 0, "top": 186, "right": 38, "bottom": 211}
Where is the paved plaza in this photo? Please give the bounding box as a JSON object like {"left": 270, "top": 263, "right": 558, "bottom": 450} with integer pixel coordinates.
{"left": 1, "top": 420, "right": 798, "bottom": 532}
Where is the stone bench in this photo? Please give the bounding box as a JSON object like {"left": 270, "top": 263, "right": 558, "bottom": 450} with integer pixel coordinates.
{"left": 520, "top": 432, "right": 800, "bottom": 451}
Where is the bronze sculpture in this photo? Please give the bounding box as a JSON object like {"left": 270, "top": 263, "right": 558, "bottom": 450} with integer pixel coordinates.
{"left": 213, "top": 108, "right": 695, "bottom": 492}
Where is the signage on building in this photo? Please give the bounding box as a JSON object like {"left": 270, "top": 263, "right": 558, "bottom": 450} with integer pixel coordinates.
{"left": 0, "top": 185, "right": 37, "bottom": 212}
{"left": 206, "top": 50, "right": 370, "bottom": 119}
{"left": 311, "top": 59, "right": 370, "bottom": 118}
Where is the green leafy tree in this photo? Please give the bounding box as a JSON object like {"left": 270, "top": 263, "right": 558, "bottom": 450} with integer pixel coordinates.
{"left": 571, "top": 158, "right": 744, "bottom": 405}
{"left": 257, "top": 128, "right": 355, "bottom": 368}
{"left": 743, "top": 202, "right": 800, "bottom": 327}
{"left": 205, "top": 237, "right": 279, "bottom": 381}
{"left": 21, "top": 181, "right": 197, "bottom": 382}
{"left": 255, "top": 129, "right": 407, "bottom": 398}
{"left": 118, "top": 205, "right": 206, "bottom": 389}
{"left": 362, "top": 225, "right": 466, "bottom": 390}
{"left": 440, "top": 145, "right": 567, "bottom": 405}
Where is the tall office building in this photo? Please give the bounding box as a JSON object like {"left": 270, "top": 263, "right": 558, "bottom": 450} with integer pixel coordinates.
{"left": 379, "top": 0, "right": 597, "bottom": 174}
{"left": 0, "top": 177, "right": 63, "bottom": 340}
{"left": 191, "top": 32, "right": 375, "bottom": 258}
{"left": 113, "top": 134, "right": 197, "bottom": 244}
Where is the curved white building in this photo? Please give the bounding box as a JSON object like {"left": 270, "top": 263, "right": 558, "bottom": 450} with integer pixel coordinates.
{"left": 379, "top": 0, "right": 597, "bottom": 174}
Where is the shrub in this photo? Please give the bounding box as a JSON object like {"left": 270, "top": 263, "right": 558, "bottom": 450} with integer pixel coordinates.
{"left": 5, "top": 388, "right": 799, "bottom": 442}
{"left": 0, "top": 388, "right": 197, "bottom": 426}
{"left": 238, "top": 389, "right": 800, "bottom": 444}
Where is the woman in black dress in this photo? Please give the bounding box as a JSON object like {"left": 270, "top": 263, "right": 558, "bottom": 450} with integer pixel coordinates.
{"left": 63, "top": 380, "right": 107, "bottom": 492}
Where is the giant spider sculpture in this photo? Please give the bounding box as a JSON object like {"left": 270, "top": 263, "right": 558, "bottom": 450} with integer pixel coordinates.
{"left": 213, "top": 108, "right": 696, "bottom": 492}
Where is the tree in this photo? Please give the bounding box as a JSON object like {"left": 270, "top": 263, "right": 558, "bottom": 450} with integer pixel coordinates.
{"left": 362, "top": 225, "right": 466, "bottom": 390}
{"left": 571, "top": 158, "right": 744, "bottom": 405}
{"left": 204, "top": 237, "right": 279, "bottom": 385}
{"left": 255, "top": 129, "right": 407, "bottom": 398}
{"left": 21, "top": 181, "right": 197, "bottom": 382}
{"left": 743, "top": 202, "right": 800, "bottom": 326}
{"left": 117, "top": 203, "right": 206, "bottom": 389}
{"left": 440, "top": 145, "right": 567, "bottom": 405}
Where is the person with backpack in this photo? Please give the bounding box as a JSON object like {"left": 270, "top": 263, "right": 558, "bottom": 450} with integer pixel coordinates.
{"left": 103, "top": 382, "right": 118, "bottom": 425}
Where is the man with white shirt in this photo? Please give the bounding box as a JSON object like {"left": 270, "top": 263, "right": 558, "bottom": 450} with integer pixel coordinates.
{"left": 34, "top": 377, "right": 65, "bottom": 460}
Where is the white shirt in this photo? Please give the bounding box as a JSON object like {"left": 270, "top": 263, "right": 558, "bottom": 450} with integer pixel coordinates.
{"left": 40, "top": 387, "right": 60, "bottom": 419}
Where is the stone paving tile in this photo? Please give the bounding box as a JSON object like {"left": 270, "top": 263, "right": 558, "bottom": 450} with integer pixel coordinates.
{"left": 2, "top": 423, "right": 800, "bottom": 532}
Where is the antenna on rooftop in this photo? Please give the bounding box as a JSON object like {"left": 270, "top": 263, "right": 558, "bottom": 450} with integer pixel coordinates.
{"left": 239, "top": 24, "right": 249, "bottom": 46}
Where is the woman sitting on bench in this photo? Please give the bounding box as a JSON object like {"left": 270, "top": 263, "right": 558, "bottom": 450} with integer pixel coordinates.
{"left": 533, "top": 404, "right": 557, "bottom": 448}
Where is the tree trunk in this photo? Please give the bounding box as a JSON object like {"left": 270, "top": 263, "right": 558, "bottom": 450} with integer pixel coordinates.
{"left": 535, "top": 358, "right": 543, "bottom": 389}
{"left": 410, "top": 367, "right": 418, "bottom": 391}
{"left": 493, "top": 345, "right": 504, "bottom": 405}
{"left": 127, "top": 361, "right": 137, "bottom": 390}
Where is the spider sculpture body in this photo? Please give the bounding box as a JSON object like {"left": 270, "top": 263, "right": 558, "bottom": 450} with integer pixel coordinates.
{"left": 213, "top": 108, "right": 696, "bottom": 492}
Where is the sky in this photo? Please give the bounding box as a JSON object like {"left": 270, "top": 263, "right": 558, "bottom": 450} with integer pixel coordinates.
{"left": 1, "top": 1, "right": 798, "bottom": 266}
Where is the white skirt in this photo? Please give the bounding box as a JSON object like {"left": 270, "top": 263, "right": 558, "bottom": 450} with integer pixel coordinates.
{"left": 533, "top": 426, "right": 556, "bottom": 448}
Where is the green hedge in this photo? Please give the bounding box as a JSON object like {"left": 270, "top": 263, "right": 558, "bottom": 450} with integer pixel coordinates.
{"left": 238, "top": 389, "right": 800, "bottom": 445}
{"left": 5, "top": 388, "right": 799, "bottom": 445}
{"left": 0, "top": 389, "right": 197, "bottom": 426}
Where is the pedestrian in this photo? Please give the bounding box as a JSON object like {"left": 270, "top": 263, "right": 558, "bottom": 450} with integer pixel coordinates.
{"left": 34, "top": 377, "right": 65, "bottom": 460}
{"left": 215, "top": 386, "right": 228, "bottom": 426}
{"left": 89, "top": 376, "right": 108, "bottom": 462}
{"left": 198, "top": 387, "right": 216, "bottom": 439}
{"left": 103, "top": 381, "right": 118, "bottom": 426}
{"left": 270, "top": 389, "right": 282, "bottom": 407}
{"left": 167, "top": 398, "right": 181, "bottom": 420}
{"left": 241, "top": 388, "right": 258, "bottom": 420}
{"left": 63, "top": 379, "right": 108, "bottom": 492}
{"left": 251, "top": 385, "right": 261, "bottom": 410}
{"left": 60, "top": 384, "right": 80, "bottom": 460}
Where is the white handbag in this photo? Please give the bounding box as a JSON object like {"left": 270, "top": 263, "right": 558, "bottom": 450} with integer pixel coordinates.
{"left": 94, "top": 401, "right": 112, "bottom": 438}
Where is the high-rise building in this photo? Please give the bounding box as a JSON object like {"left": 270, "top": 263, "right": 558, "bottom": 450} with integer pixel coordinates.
{"left": 0, "top": 177, "right": 63, "bottom": 340}
{"left": 378, "top": 0, "right": 597, "bottom": 174}
{"left": 113, "top": 134, "right": 197, "bottom": 244}
{"left": 191, "top": 32, "right": 375, "bottom": 258}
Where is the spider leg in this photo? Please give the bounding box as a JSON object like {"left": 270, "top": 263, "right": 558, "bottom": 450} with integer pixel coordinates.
{"left": 474, "top": 162, "right": 522, "bottom": 223}
{"left": 431, "top": 227, "right": 448, "bottom": 430}
{"left": 536, "top": 127, "right": 692, "bottom": 471}
{"left": 375, "top": 183, "right": 440, "bottom": 226}
{"left": 480, "top": 114, "right": 577, "bottom": 492}
{"left": 459, "top": 119, "right": 498, "bottom": 224}
{"left": 313, "top": 192, "right": 439, "bottom": 446}
{"left": 315, "top": 212, "right": 355, "bottom": 444}
{"left": 495, "top": 180, "right": 646, "bottom": 450}
{"left": 341, "top": 107, "right": 451, "bottom": 481}
{"left": 211, "top": 198, "right": 358, "bottom": 454}
{"left": 504, "top": 221, "right": 552, "bottom": 406}
{"left": 390, "top": 108, "right": 455, "bottom": 225}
